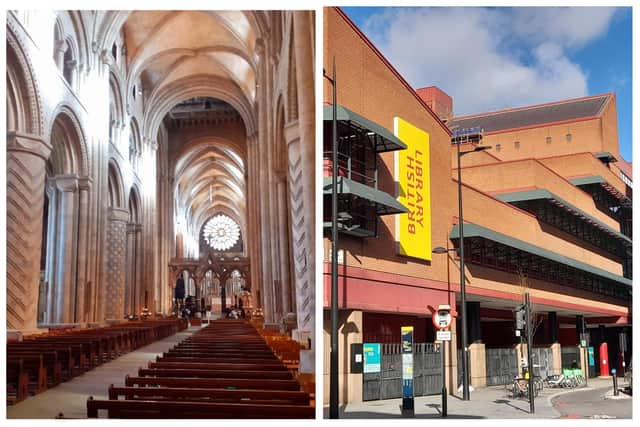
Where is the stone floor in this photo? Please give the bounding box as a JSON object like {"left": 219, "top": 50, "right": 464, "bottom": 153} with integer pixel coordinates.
{"left": 6, "top": 325, "right": 202, "bottom": 419}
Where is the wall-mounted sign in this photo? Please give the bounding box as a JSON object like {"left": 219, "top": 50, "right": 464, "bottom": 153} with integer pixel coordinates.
{"left": 437, "top": 330, "right": 452, "bottom": 341}
{"left": 350, "top": 343, "right": 363, "bottom": 374}
{"left": 394, "top": 117, "right": 431, "bottom": 261}
{"left": 588, "top": 347, "right": 595, "bottom": 367}
{"left": 363, "top": 343, "right": 381, "bottom": 373}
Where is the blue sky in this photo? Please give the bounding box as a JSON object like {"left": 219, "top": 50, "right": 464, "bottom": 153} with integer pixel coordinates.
{"left": 343, "top": 7, "right": 632, "bottom": 163}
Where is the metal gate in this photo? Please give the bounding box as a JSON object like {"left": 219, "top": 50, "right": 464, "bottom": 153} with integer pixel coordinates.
{"left": 561, "top": 346, "right": 581, "bottom": 369}
{"left": 485, "top": 347, "right": 518, "bottom": 385}
{"left": 363, "top": 343, "right": 442, "bottom": 401}
{"left": 531, "top": 347, "right": 554, "bottom": 379}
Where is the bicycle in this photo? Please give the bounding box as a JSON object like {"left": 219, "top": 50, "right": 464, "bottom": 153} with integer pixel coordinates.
{"left": 510, "top": 376, "right": 538, "bottom": 399}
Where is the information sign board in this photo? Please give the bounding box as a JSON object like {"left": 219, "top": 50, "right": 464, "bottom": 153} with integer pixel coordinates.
{"left": 363, "top": 343, "right": 381, "bottom": 374}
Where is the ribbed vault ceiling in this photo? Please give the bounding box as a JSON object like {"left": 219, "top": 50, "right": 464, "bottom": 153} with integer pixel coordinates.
{"left": 123, "top": 11, "right": 258, "bottom": 106}
{"left": 173, "top": 129, "right": 247, "bottom": 255}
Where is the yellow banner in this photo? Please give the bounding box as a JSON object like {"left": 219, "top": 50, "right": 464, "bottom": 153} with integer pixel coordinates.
{"left": 394, "top": 117, "right": 431, "bottom": 261}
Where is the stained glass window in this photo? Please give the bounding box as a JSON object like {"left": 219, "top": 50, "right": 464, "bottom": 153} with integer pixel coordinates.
{"left": 203, "top": 214, "right": 240, "bottom": 251}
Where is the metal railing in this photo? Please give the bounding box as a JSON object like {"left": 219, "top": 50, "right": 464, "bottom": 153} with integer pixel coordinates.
{"left": 323, "top": 151, "right": 377, "bottom": 188}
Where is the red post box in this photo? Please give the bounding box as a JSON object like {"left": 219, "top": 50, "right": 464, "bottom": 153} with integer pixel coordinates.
{"left": 599, "top": 342, "right": 610, "bottom": 377}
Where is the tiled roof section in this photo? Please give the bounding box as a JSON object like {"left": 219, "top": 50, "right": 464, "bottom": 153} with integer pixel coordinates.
{"left": 617, "top": 159, "right": 632, "bottom": 180}
{"left": 448, "top": 94, "right": 610, "bottom": 133}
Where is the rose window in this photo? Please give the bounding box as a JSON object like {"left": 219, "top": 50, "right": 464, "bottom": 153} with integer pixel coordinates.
{"left": 203, "top": 214, "right": 240, "bottom": 251}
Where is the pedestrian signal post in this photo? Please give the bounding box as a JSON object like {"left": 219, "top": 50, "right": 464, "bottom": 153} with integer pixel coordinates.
{"left": 401, "top": 326, "right": 414, "bottom": 417}
{"left": 433, "top": 304, "right": 451, "bottom": 418}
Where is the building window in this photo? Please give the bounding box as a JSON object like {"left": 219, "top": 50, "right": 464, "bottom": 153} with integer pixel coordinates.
{"left": 132, "top": 85, "right": 137, "bottom": 101}
{"left": 111, "top": 43, "right": 117, "bottom": 62}
{"left": 566, "top": 133, "right": 572, "bottom": 142}
{"left": 514, "top": 141, "right": 520, "bottom": 150}
{"left": 203, "top": 214, "right": 240, "bottom": 251}
{"left": 546, "top": 136, "right": 552, "bottom": 144}
{"left": 495, "top": 144, "right": 501, "bottom": 152}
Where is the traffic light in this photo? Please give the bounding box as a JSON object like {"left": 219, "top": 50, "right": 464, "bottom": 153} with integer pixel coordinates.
{"left": 515, "top": 305, "right": 526, "bottom": 332}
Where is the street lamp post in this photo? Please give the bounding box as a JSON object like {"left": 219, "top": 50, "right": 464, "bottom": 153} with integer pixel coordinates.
{"left": 323, "top": 59, "right": 339, "bottom": 419}
{"left": 448, "top": 128, "right": 489, "bottom": 401}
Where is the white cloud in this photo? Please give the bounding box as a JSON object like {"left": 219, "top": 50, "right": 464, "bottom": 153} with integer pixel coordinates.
{"left": 511, "top": 7, "right": 618, "bottom": 49}
{"left": 359, "top": 7, "right": 618, "bottom": 116}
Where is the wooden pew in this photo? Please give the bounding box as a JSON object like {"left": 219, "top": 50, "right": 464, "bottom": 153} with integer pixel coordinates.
{"left": 86, "top": 320, "right": 312, "bottom": 419}
{"left": 6, "top": 358, "right": 30, "bottom": 404}
{"left": 156, "top": 355, "right": 285, "bottom": 365}
{"left": 137, "top": 367, "right": 293, "bottom": 380}
{"left": 86, "top": 397, "right": 314, "bottom": 418}
{"left": 107, "top": 384, "right": 311, "bottom": 405}
{"left": 124, "top": 375, "right": 301, "bottom": 391}
{"left": 149, "top": 360, "right": 288, "bottom": 371}
{"left": 7, "top": 354, "right": 48, "bottom": 393}
{"left": 9, "top": 342, "right": 85, "bottom": 376}
{"left": 8, "top": 351, "right": 62, "bottom": 387}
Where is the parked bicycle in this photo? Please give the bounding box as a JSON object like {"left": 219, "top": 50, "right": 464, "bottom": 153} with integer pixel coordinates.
{"left": 508, "top": 376, "right": 539, "bottom": 399}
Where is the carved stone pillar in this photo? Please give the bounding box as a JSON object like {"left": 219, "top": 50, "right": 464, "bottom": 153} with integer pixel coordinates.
{"left": 255, "top": 38, "right": 276, "bottom": 324}
{"left": 6, "top": 132, "right": 51, "bottom": 334}
{"left": 134, "top": 224, "right": 143, "bottom": 313}
{"left": 284, "top": 120, "right": 315, "bottom": 369}
{"left": 290, "top": 13, "right": 316, "bottom": 374}
{"left": 125, "top": 223, "right": 136, "bottom": 316}
{"left": 292, "top": 10, "right": 316, "bottom": 258}
{"left": 53, "top": 174, "right": 79, "bottom": 324}
{"left": 105, "top": 207, "right": 129, "bottom": 320}
{"left": 275, "top": 174, "right": 292, "bottom": 315}
{"left": 74, "top": 177, "right": 91, "bottom": 323}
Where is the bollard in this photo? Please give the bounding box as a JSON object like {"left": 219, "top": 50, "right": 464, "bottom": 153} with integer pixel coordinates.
{"left": 611, "top": 368, "right": 619, "bottom": 396}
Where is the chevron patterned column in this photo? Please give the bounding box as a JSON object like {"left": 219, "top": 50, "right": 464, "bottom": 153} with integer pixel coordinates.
{"left": 104, "top": 207, "right": 129, "bottom": 321}
{"left": 284, "top": 123, "right": 314, "bottom": 349}
{"left": 6, "top": 132, "right": 51, "bottom": 335}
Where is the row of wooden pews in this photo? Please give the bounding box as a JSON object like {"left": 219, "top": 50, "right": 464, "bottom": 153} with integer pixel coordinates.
{"left": 7, "top": 318, "right": 187, "bottom": 405}
{"left": 86, "top": 319, "right": 314, "bottom": 418}
{"left": 255, "top": 323, "right": 316, "bottom": 402}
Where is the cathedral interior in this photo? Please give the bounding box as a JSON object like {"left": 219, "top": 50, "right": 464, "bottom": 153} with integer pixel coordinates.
{"left": 6, "top": 11, "right": 315, "bottom": 414}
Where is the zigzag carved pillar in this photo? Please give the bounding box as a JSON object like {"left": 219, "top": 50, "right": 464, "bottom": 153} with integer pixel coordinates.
{"left": 291, "top": 11, "right": 316, "bottom": 374}
{"left": 104, "top": 207, "right": 129, "bottom": 321}
{"left": 284, "top": 122, "right": 315, "bottom": 352}
{"left": 6, "top": 132, "right": 52, "bottom": 334}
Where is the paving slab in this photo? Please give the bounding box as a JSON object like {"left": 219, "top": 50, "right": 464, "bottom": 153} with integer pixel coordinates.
{"left": 324, "top": 377, "right": 617, "bottom": 419}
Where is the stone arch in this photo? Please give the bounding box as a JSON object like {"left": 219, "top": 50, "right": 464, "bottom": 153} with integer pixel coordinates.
{"left": 129, "top": 117, "right": 142, "bottom": 165}
{"left": 125, "top": 184, "right": 143, "bottom": 316}
{"left": 144, "top": 75, "right": 257, "bottom": 139}
{"left": 107, "top": 159, "right": 125, "bottom": 209}
{"left": 6, "top": 22, "right": 42, "bottom": 134}
{"left": 108, "top": 71, "right": 125, "bottom": 139}
{"left": 39, "top": 109, "right": 90, "bottom": 325}
{"left": 48, "top": 104, "right": 89, "bottom": 176}
{"left": 54, "top": 11, "right": 90, "bottom": 78}
{"left": 128, "top": 184, "right": 142, "bottom": 224}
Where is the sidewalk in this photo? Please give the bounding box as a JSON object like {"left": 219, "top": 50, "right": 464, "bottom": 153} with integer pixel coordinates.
{"left": 324, "top": 377, "right": 617, "bottom": 419}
